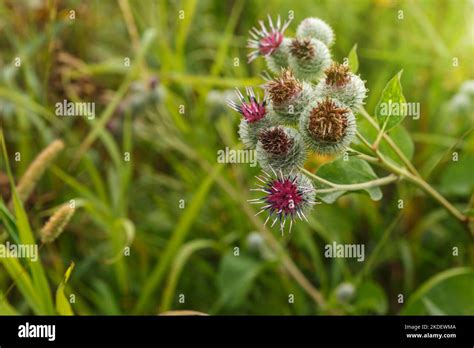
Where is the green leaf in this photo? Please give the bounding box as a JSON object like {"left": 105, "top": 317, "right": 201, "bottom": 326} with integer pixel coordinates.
{"left": 217, "top": 252, "right": 263, "bottom": 310}
{"left": 353, "top": 281, "right": 388, "bottom": 314}
{"left": 0, "top": 292, "right": 19, "bottom": 315}
{"left": 0, "top": 130, "right": 55, "bottom": 315}
{"left": 160, "top": 239, "right": 217, "bottom": 312}
{"left": 422, "top": 298, "right": 446, "bottom": 315}
{"left": 135, "top": 163, "right": 223, "bottom": 313}
{"left": 347, "top": 44, "right": 359, "bottom": 73}
{"left": 375, "top": 70, "right": 407, "bottom": 131}
{"left": 0, "top": 257, "right": 41, "bottom": 314}
{"left": 400, "top": 267, "right": 474, "bottom": 315}
{"left": 56, "top": 262, "right": 75, "bottom": 315}
{"left": 0, "top": 200, "right": 20, "bottom": 244}
{"left": 316, "top": 157, "right": 382, "bottom": 203}
{"left": 439, "top": 154, "right": 474, "bottom": 196}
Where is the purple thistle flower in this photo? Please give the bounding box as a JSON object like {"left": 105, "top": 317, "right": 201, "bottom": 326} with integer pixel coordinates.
{"left": 248, "top": 167, "right": 317, "bottom": 235}
{"left": 247, "top": 15, "right": 292, "bottom": 63}
{"left": 226, "top": 87, "right": 267, "bottom": 123}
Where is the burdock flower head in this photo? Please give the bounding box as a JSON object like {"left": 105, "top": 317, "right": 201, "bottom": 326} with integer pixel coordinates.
{"left": 256, "top": 126, "right": 307, "bottom": 172}
{"left": 227, "top": 87, "right": 274, "bottom": 149}
{"left": 247, "top": 14, "right": 292, "bottom": 63}
{"left": 299, "top": 97, "right": 356, "bottom": 154}
{"left": 315, "top": 62, "right": 367, "bottom": 110}
{"left": 248, "top": 168, "right": 317, "bottom": 234}
{"left": 296, "top": 17, "right": 335, "bottom": 47}
{"left": 288, "top": 38, "right": 331, "bottom": 81}
{"left": 265, "top": 69, "right": 313, "bottom": 125}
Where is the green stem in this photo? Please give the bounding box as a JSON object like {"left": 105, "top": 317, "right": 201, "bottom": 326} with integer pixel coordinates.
{"left": 302, "top": 168, "right": 398, "bottom": 193}
{"left": 359, "top": 107, "right": 421, "bottom": 177}
{"left": 356, "top": 129, "right": 468, "bottom": 225}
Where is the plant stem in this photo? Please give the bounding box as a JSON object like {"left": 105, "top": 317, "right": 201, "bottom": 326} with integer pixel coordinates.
{"left": 359, "top": 107, "right": 421, "bottom": 177}
{"left": 165, "top": 138, "right": 328, "bottom": 309}
{"left": 355, "top": 128, "right": 468, "bottom": 224}
{"left": 347, "top": 148, "right": 379, "bottom": 163}
{"left": 301, "top": 167, "right": 398, "bottom": 193}
{"left": 299, "top": 168, "right": 339, "bottom": 188}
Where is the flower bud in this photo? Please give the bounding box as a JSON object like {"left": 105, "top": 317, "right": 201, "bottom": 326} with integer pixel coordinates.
{"left": 256, "top": 126, "right": 307, "bottom": 172}
{"left": 238, "top": 116, "right": 274, "bottom": 150}
{"left": 296, "top": 17, "right": 334, "bottom": 47}
{"left": 265, "top": 37, "right": 291, "bottom": 74}
{"left": 265, "top": 69, "right": 313, "bottom": 125}
{"left": 249, "top": 169, "right": 316, "bottom": 234}
{"left": 335, "top": 282, "right": 356, "bottom": 303}
{"left": 315, "top": 62, "right": 367, "bottom": 110}
{"left": 246, "top": 232, "right": 265, "bottom": 252}
{"left": 247, "top": 15, "right": 292, "bottom": 63}
{"left": 227, "top": 87, "right": 275, "bottom": 149}
{"left": 288, "top": 38, "right": 331, "bottom": 81}
{"left": 300, "top": 97, "right": 356, "bottom": 154}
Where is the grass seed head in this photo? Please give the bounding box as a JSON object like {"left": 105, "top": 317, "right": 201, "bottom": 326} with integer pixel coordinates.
{"left": 41, "top": 203, "right": 75, "bottom": 243}
{"left": 15, "top": 140, "right": 65, "bottom": 204}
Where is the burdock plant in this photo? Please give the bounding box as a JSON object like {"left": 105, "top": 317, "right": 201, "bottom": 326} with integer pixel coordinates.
{"left": 299, "top": 97, "right": 356, "bottom": 155}
{"left": 227, "top": 87, "right": 274, "bottom": 149}
{"left": 288, "top": 38, "right": 331, "bottom": 80}
{"left": 227, "top": 15, "right": 472, "bottom": 235}
{"left": 256, "top": 126, "right": 307, "bottom": 172}
{"left": 248, "top": 168, "right": 316, "bottom": 234}
{"left": 315, "top": 62, "right": 367, "bottom": 110}
{"left": 247, "top": 15, "right": 293, "bottom": 73}
{"left": 296, "top": 17, "right": 335, "bottom": 46}
{"left": 265, "top": 69, "right": 313, "bottom": 125}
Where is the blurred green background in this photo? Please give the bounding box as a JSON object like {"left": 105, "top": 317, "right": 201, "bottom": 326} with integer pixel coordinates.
{"left": 0, "top": 0, "right": 473, "bottom": 315}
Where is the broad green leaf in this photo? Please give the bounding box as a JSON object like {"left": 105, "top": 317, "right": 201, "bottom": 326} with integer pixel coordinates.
{"left": 316, "top": 157, "right": 382, "bottom": 203}
{"left": 422, "top": 298, "right": 446, "bottom": 315}
{"left": 375, "top": 70, "right": 407, "bottom": 131}
{"left": 56, "top": 262, "right": 75, "bottom": 315}
{"left": 348, "top": 44, "right": 359, "bottom": 73}
{"left": 439, "top": 154, "right": 474, "bottom": 196}
{"left": 353, "top": 281, "right": 388, "bottom": 314}
{"left": 354, "top": 281, "right": 388, "bottom": 314}
{"left": 217, "top": 252, "right": 263, "bottom": 310}
{"left": 400, "top": 268, "right": 474, "bottom": 315}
